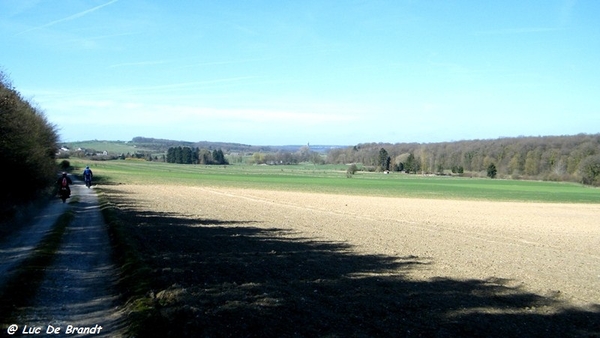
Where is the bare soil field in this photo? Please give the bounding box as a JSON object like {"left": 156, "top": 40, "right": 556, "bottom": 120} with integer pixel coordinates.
{"left": 102, "top": 184, "right": 600, "bottom": 337}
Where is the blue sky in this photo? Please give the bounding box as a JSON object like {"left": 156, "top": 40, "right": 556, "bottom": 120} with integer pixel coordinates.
{"left": 1, "top": 0, "right": 599, "bottom": 145}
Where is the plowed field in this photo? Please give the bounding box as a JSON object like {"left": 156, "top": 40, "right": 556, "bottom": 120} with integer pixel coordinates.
{"left": 104, "top": 184, "right": 600, "bottom": 336}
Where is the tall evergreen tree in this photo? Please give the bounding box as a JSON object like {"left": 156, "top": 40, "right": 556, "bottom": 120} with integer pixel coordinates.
{"left": 405, "top": 153, "right": 419, "bottom": 173}
{"left": 378, "top": 148, "right": 390, "bottom": 171}
{"left": 182, "top": 146, "right": 193, "bottom": 164}
{"left": 487, "top": 163, "right": 497, "bottom": 179}
{"left": 212, "top": 149, "right": 228, "bottom": 164}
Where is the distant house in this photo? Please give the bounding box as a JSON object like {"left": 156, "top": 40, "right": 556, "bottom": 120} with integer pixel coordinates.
{"left": 56, "top": 146, "right": 70, "bottom": 156}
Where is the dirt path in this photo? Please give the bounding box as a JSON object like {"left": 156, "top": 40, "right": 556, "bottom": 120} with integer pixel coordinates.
{"left": 5, "top": 180, "right": 126, "bottom": 336}
{"left": 0, "top": 200, "right": 69, "bottom": 293}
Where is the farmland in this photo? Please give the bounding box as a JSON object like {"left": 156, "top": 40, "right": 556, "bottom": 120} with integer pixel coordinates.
{"left": 79, "top": 159, "right": 600, "bottom": 203}
{"left": 84, "top": 160, "right": 600, "bottom": 336}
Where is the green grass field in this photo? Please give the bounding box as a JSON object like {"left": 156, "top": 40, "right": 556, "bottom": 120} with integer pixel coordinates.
{"left": 71, "top": 159, "right": 600, "bottom": 204}
{"left": 65, "top": 140, "right": 141, "bottom": 153}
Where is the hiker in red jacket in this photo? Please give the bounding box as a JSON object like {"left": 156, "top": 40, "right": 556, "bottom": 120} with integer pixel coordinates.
{"left": 57, "top": 172, "right": 73, "bottom": 197}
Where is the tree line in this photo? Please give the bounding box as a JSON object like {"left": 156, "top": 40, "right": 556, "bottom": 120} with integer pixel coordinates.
{"left": 0, "top": 72, "right": 59, "bottom": 216}
{"left": 327, "top": 134, "right": 600, "bottom": 186}
{"left": 247, "top": 145, "right": 324, "bottom": 165}
{"left": 132, "top": 136, "right": 274, "bottom": 154}
{"left": 166, "top": 146, "right": 229, "bottom": 165}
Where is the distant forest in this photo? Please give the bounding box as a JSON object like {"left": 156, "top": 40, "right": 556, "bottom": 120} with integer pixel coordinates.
{"left": 143, "top": 134, "right": 600, "bottom": 186}
{"left": 166, "top": 146, "right": 228, "bottom": 165}
{"left": 327, "top": 134, "right": 600, "bottom": 185}
{"left": 132, "top": 137, "right": 275, "bottom": 153}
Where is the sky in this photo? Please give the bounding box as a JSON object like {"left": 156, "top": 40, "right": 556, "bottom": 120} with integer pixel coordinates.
{"left": 1, "top": 0, "right": 599, "bottom": 145}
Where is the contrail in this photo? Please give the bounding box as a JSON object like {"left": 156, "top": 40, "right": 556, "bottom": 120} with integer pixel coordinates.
{"left": 18, "top": 0, "right": 119, "bottom": 35}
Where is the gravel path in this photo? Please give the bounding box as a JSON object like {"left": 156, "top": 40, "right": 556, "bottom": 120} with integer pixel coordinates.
{"left": 7, "top": 180, "right": 126, "bottom": 336}
{"left": 0, "top": 200, "right": 69, "bottom": 293}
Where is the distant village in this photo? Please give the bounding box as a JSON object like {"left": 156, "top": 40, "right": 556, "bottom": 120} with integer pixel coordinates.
{"left": 57, "top": 146, "right": 108, "bottom": 158}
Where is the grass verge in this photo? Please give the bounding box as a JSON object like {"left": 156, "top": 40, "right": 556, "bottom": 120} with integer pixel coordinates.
{"left": 97, "top": 191, "right": 166, "bottom": 336}
{"left": 0, "top": 209, "right": 74, "bottom": 323}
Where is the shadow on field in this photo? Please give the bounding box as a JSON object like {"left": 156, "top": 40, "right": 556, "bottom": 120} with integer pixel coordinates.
{"left": 104, "top": 189, "right": 600, "bottom": 337}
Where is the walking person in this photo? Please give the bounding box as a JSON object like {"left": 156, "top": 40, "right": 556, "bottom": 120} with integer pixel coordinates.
{"left": 83, "top": 166, "right": 93, "bottom": 188}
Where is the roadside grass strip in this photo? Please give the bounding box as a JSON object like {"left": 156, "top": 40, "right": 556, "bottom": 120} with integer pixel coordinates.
{"left": 97, "top": 192, "right": 162, "bottom": 337}
{"left": 0, "top": 209, "right": 74, "bottom": 323}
